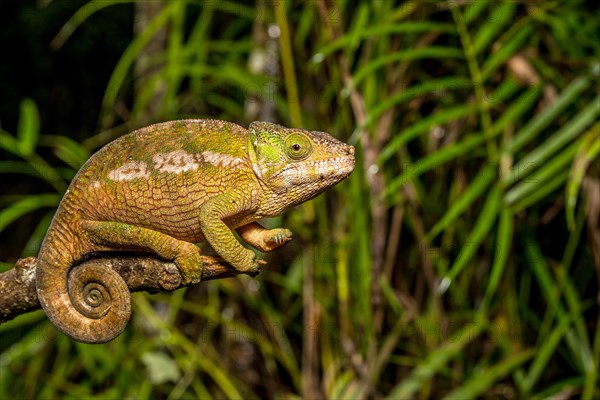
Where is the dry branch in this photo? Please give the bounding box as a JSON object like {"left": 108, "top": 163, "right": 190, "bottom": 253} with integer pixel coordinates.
{"left": 0, "top": 254, "right": 252, "bottom": 323}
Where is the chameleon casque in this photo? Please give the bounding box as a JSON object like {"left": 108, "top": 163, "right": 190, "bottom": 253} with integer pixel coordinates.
{"left": 36, "top": 119, "right": 355, "bottom": 343}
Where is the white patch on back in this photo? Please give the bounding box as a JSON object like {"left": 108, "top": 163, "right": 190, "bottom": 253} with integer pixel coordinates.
{"left": 200, "top": 150, "right": 245, "bottom": 168}
{"left": 153, "top": 150, "right": 199, "bottom": 173}
{"left": 106, "top": 150, "right": 246, "bottom": 182}
{"left": 108, "top": 161, "right": 150, "bottom": 181}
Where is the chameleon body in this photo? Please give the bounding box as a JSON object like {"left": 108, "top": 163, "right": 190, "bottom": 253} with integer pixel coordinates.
{"left": 36, "top": 119, "right": 355, "bottom": 343}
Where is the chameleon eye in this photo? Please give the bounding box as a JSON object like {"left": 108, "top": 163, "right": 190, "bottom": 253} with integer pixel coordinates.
{"left": 285, "top": 133, "right": 312, "bottom": 161}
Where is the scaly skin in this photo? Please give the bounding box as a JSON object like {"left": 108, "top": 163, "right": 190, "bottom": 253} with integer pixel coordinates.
{"left": 36, "top": 119, "right": 355, "bottom": 343}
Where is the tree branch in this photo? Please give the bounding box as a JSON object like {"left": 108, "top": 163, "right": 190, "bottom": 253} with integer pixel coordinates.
{"left": 0, "top": 254, "right": 253, "bottom": 323}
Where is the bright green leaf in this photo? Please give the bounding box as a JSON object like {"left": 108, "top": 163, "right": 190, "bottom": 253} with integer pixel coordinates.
{"left": 17, "top": 98, "right": 40, "bottom": 157}
{"left": 0, "top": 194, "right": 61, "bottom": 233}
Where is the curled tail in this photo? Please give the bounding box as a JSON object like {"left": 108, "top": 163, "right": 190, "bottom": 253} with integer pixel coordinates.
{"left": 36, "top": 229, "right": 131, "bottom": 343}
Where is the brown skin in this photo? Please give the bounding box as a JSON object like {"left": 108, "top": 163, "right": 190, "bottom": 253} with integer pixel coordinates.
{"left": 36, "top": 120, "right": 355, "bottom": 343}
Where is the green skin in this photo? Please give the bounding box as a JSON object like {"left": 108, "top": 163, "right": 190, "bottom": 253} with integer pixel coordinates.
{"left": 36, "top": 119, "right": 355, "bottom": 343}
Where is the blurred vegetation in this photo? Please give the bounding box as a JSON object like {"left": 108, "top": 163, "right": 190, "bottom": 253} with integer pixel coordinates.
{"left": 1, "top": 0, "right": 599, "bottom": 398}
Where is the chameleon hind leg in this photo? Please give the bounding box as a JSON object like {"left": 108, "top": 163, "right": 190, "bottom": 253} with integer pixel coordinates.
{"left": 81, "top": 220, "right": 203, "bottom": 284}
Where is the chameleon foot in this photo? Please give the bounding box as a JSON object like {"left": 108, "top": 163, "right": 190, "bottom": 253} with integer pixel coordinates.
{"left": 173, "top": 242, "right": 204, "bottom": 285}
{"left": 267, "top": 228, "right": 293, "bottom": 247}
{"left": 237, "top": 223, "right": 293, "bottom": 252}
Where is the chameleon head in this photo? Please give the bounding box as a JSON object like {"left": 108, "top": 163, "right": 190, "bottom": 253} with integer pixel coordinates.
{"left": 248, "top": 121, "right": 355, "bottom": 210}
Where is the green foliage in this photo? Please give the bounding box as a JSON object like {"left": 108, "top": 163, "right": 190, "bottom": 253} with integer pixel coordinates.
{"left": 1, "top": 1, "right": 599, "bottom": 398}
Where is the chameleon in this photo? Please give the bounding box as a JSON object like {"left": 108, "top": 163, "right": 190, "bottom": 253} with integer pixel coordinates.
{"left": 36, "top": 119, "right": 355, "bottom": 343}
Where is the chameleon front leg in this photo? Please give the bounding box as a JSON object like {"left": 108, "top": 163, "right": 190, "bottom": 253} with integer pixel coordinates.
{"left": 81, "top": 220, "right": 203, "bottom": 284}
{"left": 199, "top": 191, "right": 263, "bottom": 274}
{"left": 236, "top": 222, "right": 292, "bottom": 252}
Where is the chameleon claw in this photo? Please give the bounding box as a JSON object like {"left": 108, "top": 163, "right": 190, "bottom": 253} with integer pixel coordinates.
{"left": 244, "top": 259, "right": 266, "bottom": 277}
{"left": 268, "top": 229, "right": 293, "bottom": 247}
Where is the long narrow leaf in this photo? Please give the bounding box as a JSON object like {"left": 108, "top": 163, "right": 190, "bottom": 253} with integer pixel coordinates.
{"left": 39, "top": 135, "right": 91, "bottom": 168}
{"left": 481, "top": 24, "right": 532, "bottom": 79}
{"left": 443, "top": 350, "right": 533, "bottom": 399}
{"left": 505, "top": 140, "right": 579, "bottom": 205}
{"left": 440, "top": 186, "right": 501, "bottom": 291}
{"left": 366, "top": 76, "right": 472, "bottom": 123}
{"left": 379, "top": 104, "right": 479, "bottom": 163}
{"left": 472, "top": 2, "right": 516, "bottom": 55}
{"left": 503, "top": 76, "right": 590, "bottom": 155}
{"left": 566, "top": 125, "right": 600, "bottom": 229}
{"left": 510, "top": 170, "right": 570, "bottom": 211}
{"left": 312, "top": 22, "right": 456, "bottom": 61}
{"left": 425, "top": 170, "right": 493, "bottom": 243}
{"left": 51, "top": 0, "right": 135, "bottom": 49}
{"left": 481, "top": 208, "right": 513, "bottom": 310}
{"left": 521, "top": 231, "right": 590, "bottom": 379}
{"left": 490, "top": 84, "right": 543, "bottom": 136}
{"left": 386, "top": 322, "right": 484, "bottom": 399}
{"left": 100, "top": 3, "right": 175, "bottom": 127}
{"left": 0, "top": 130, "right": 20, "bottom": 155}
{"left": 0, "top": 194, "right": 61, "bottom": 233}
{"left": 17, "top": 98, "right": 40, "bottom": 157}
{"left": 351, "top": 47, "right": 464, "bottom": 88}
{"left": 506, "top": 98, "right": 600, "bottom": 186}
{"left": 386, "top": 134, "right": 486, "bottom": 198}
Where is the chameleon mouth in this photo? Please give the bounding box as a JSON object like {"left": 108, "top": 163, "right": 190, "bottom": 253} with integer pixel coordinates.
{"left": 277, "top": 154, "right": 355, "bottom": 183}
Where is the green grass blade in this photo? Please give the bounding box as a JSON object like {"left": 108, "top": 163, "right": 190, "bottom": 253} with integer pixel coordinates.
{"left": 481, "top": 24, "right": 532, "bottom": 80}
{"left": 440, "top": 186, "right": 501, "bottom": 291}
{"left": 521, "top": 231, "right": 592, "bottom": 384}
{"left": 51, "top": 0, "right": 135, "bottom": 49}
{"left": 366, "top": 76, "right": 472, "bottom": 124}
{"left": 385, "top": 134, "right": 486, "bottom": 198}
{"left": 481, "top": 208, "right": 513, "bottom": 310}
{"left": 379, "top": 104, "right": 479, "bottom": 163}
{"left": 510, "top": 170, "right": 570, "bottom": 212}
{"left": 585, "top": 317, "right": 600, "bottom": 400}
{"left": 100, "top": 3, "right": 175, "bottom": 127}
{"left": 39, "top": 135, "right": 91, "bottom": 168}
{"left": 377, "top": 76, "right": 524, "bottom": 158}
{"left": 529, "top": 377, "right": 586, "bottom": 400}
{"left": 490, "top": 84, "right": 543, "bottom": 137}
{"left": 275, "top": 0, "right": 303, "bottom": 127}
{"left": 522, "top": 298, "right": 580, "bottom": 393}
{"left": 24, "top": 154, "right": 68, "bottom": 193}
{"left": 0, "top": 161, "right": 41, "bottom": 178}
{"left": 0, "top": 142, "right": 69, "bottom": 192}
{"left": 451, "top": 4, "right": 496, "bottom": 159}
{"left": 443, "top": 350, "right": 533, "bottom": 399}
{"left": 463, "top": 0, "right": 491, "bottom": 25}
{"left": 557, "top": 209, "right": 595, "bottom": 377}
{"left": 0, "top": 130, "right": 21, "bottom": 155}
{"left": 386, "top": 322, "right": 484, "bottom": 399}
{"left": 22, "top": 211, "right": 54, "bottom": 257}
{"left": 343, "top": 2, "right": 370, "bottom": 67}
{"left": 488, "top": 76, "right": 523, "bottom": 104}
{"left": 17, "top": 98, "right": 40, "bottom": 157}
{"left": 163, "top": 1, "right": 186, "bottom": 116}
{"left": 0, "top": 194, "right": 61, "bottom": 233}
{"left": 506, "top": 98, "right": 600, "bottom": 186}
{"left": 312, "top": 22, "right": 456, "bottom": 62}
{"left": 351, "top": 47, "right": 463, "bottom": 88}
{"left": 505, "top": 140, "right": 579, "bottom": 205}
{"left": 424, "top": 169, "right": 493, "bottom": 243}
{"left": 503, "top": 75, "right": 591, "bottom": 156}
{"left": 566, "top": 124, "right": 600, "bottom": 230}
{"left": 472, "top": 2, "right": 516, "bottom": 55}
{"left": 134, "top": 296, "right": 247, "bottom": 399}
